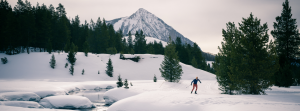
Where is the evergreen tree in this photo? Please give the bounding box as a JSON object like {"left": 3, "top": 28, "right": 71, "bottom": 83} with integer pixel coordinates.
{"left": 106, "top": 47, "right": 117, "bottom": 55}
{"left": 49, "top": 54, "right": 56, "bottom": 69}
{"left": 127, "top": 31, "right": 133, "bottom": 49}
{"left": 130, "top": 48, "right": 134, "bottom": 55}
{"left": 124, "top": 79, "right": 129, "bottom": 89}
{"left": 153, "top": 74, "right": 157, "bottom": 82}
{"left": 82, "top": 69, "right": 84, "bottom": 75}
{"left": 67, "top": 42, "right": 77, "bottom": 65}
{"left": 130, "top": 82, "right": 133, "bottom": 86}
{"left": 213, "top": 22, "right": 238, "bottom": 94}
{"left": 69, "top": 65, "right": 74, "bottom": 75}
{"left": 83, "top": 41, "right": 89, "bottom": 57}
{"left": 106, "top": 58, "right": 113, "bottom": 77}
{"left": 65, "top": 63, "right": 68, "bottom": 68}
{"left": 116, "top": 74, "right": 123, "bottom": 88}
{"left": 229, "top": 13, "right": 279, "bottom": 94}
{"left": 47, "top": 39, "right": 52, "bottom": 54}
{"left": 271, "top": 0, "right": 300, "bottom": 87}
{"left": 147, "top": 45, "right": 155, "bottom": 54}
{"left": 98, "top": 70, "right": 100, "bottom": 74}
{"left": 191, "top": 57, "right": 198, "bottom": 68}
{"left": 134, "top": 30, "right": 147, "bottom": 54}
{"left": 159, "top": 36, "right": 183, "bottom": 83}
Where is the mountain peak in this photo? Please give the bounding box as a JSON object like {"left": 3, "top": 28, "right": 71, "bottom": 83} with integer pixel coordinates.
{"left": 130, "top": 8, "right": 153, "bottom": 18}
{"left": 107, "top": 8, "right": 196, "bottom": 49}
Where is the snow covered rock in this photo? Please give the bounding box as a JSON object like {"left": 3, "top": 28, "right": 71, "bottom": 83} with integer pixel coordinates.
{"left": 34, "top": 90, "right": 65, "bottom": 99}
{"left": 0, "top": 101, "right": 43, "bottom": 108}
{"left": 103, "top": 88, "right": 140, "bottom": 105}
{"left": 0, "top": 92, "right": 41, "bottom": 102}
{"left": 39, "top": 95, "right": 95, "bottom": 109}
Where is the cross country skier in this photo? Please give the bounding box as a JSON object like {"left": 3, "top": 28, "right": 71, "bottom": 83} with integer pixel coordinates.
{"left": 191, "top": 77, "right": 201, "bottom": 94}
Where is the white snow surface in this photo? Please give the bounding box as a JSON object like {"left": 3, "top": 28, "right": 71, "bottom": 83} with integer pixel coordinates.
{"left": 0, "top": 52, "right": 300, "bottom": 111}
{"left": 0, "top": 101, "right": 43, "bottom": 108}
{"left": 0, "top": 52, "right": 214, "bottom": 81}
{"left": 39, "top": 95, "right": 95, "bottom": 109}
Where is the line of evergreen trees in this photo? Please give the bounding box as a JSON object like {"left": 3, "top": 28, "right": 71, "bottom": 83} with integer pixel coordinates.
{"left": 0, "top": 0, "right": 215, "bottom": 74}
{"left": 213, "top": 0, "right": 300, "bottom": 95}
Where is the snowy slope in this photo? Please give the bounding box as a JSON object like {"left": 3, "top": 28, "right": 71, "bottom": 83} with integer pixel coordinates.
{"left": 107, "top": 8, "right": 195, "bottom": 47}
{"left": 0, "top": 52, "right": 215, "bottom": 81}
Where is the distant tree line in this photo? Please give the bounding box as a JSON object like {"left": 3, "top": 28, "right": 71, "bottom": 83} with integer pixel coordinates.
{"left": 0, "top": 0, "right": 215, "bottom": 74}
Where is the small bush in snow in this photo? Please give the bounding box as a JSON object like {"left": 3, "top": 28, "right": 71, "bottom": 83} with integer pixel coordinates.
{"left": 69, "top": 65, "right": 74, "bottom": 75}
{"left": 1, "top": 57, "right": 8, "bottom": 64}
{"left": 49, "top": 54, "right": 56, "bottom": 69}
{"left": 124, "top": 79, "right": 129, "bottom": 89}
{"left": 153, "top": 74, "right": 157, "bottom": 82}
{"left": 116, "top": 75, "right": 123, "bottom": 88}
{"left": 65, "top": 63, "right": 68, "bottom": 68}
{"left": 98, "top": 71, "right": 100, "bottom": 74}
{"left": 130, "top": 82, "right": 133, "bottom": 86}
{"left": 82, "top": 69, "right": 84, "bottom": 75}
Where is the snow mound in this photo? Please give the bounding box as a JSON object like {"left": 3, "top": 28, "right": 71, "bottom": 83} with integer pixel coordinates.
{"left": 34, "top": 90, "right": 65, "bottom": 99}
{"left": 0, "top": 92, "right": 40, "bottom": 102}
{"left": 103, "top": 88, "right": 140, "bottom": 105}
{"left": 0, "top": 101, "right": 43, "bottom": 108}
{"left": 39, "top": 95, "right": 95, "bottom": 109}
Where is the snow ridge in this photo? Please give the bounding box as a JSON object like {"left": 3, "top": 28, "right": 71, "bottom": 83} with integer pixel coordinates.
{"left": 107, "top": 8, "right": 196, "bottom": 49}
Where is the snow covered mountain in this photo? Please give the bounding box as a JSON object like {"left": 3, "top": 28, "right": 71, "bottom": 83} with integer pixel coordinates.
{"left": 107, "top": 8, "right": 196, "bottom": 48}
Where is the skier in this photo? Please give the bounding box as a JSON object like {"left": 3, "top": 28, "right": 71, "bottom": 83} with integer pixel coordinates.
{"left": 191, "top": 77, "right": 201, "bottom": 94}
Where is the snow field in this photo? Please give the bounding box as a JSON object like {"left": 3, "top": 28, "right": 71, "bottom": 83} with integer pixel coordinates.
{"left": 1, "top": 52, "right": 300, "bottom": 111}
{"left": 106, "top": 80, "right": 300, "bottom": 111}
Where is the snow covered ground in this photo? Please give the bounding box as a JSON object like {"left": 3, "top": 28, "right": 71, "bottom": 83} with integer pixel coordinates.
{"left": 0, "top": 52, "right": 300, "bottom": 111}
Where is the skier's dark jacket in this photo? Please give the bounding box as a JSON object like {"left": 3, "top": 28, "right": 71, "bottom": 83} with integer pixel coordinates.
{"left": 191, "top": 79, "right": 201, "bottom": 85}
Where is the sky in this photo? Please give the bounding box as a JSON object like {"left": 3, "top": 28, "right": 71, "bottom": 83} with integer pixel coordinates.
{"left": 7, "top": 0, "right": 300, "bottom": 54}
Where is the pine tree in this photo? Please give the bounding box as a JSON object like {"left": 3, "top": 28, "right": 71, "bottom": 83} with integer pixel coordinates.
{"left": 65, "top": 63, "right": 68, "bottom": 68}
{"left": 49, "top": 54, "right": 56, "bottom": 69}
{"left": 271, "top": 0, "right": 300, "bottom": 87}
{"left": 106, "top": 47, "right": 117, "bottom": 55}
{"left": 69, "top": 65, "right": 74, "bottom": 75}
{"left": 98, "top": 70, "right": 100, "bottom": 74}
{"left": 83, "top": 41, "right": 89, "bottom": 57}
{"left": 191, "top": 57, "right": 198, "bottom": 68}
{"left": 116, "top": 74, "right": 123, "bottom": 88}
{"left": 82, "top": 69, "right": 84, "bottom": 75}
{"left": 106, "top": 58, "right": 113, "bottom": 77}
{"left": 127, "top": 31, "right": 133, "bottom": 49}
{"left": 47, "top": 39, "right": 52, "bottom": 54}
{"left": 229, "top": 13, "right": 279, "bottom": 94}
{"left": 213, "top": 22, "right": 238, "bottom": 94}
{"left": 67, "top": 42, "right": 77, "bottom": 65}
{"left": 124, "top": 79, "right": 129, "bottom": 89}
{"left": 153, "top": 74, "right": 157, "bottom": 82}
{"left": 159, "top": 36, "right": 183, "bottom": 83}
